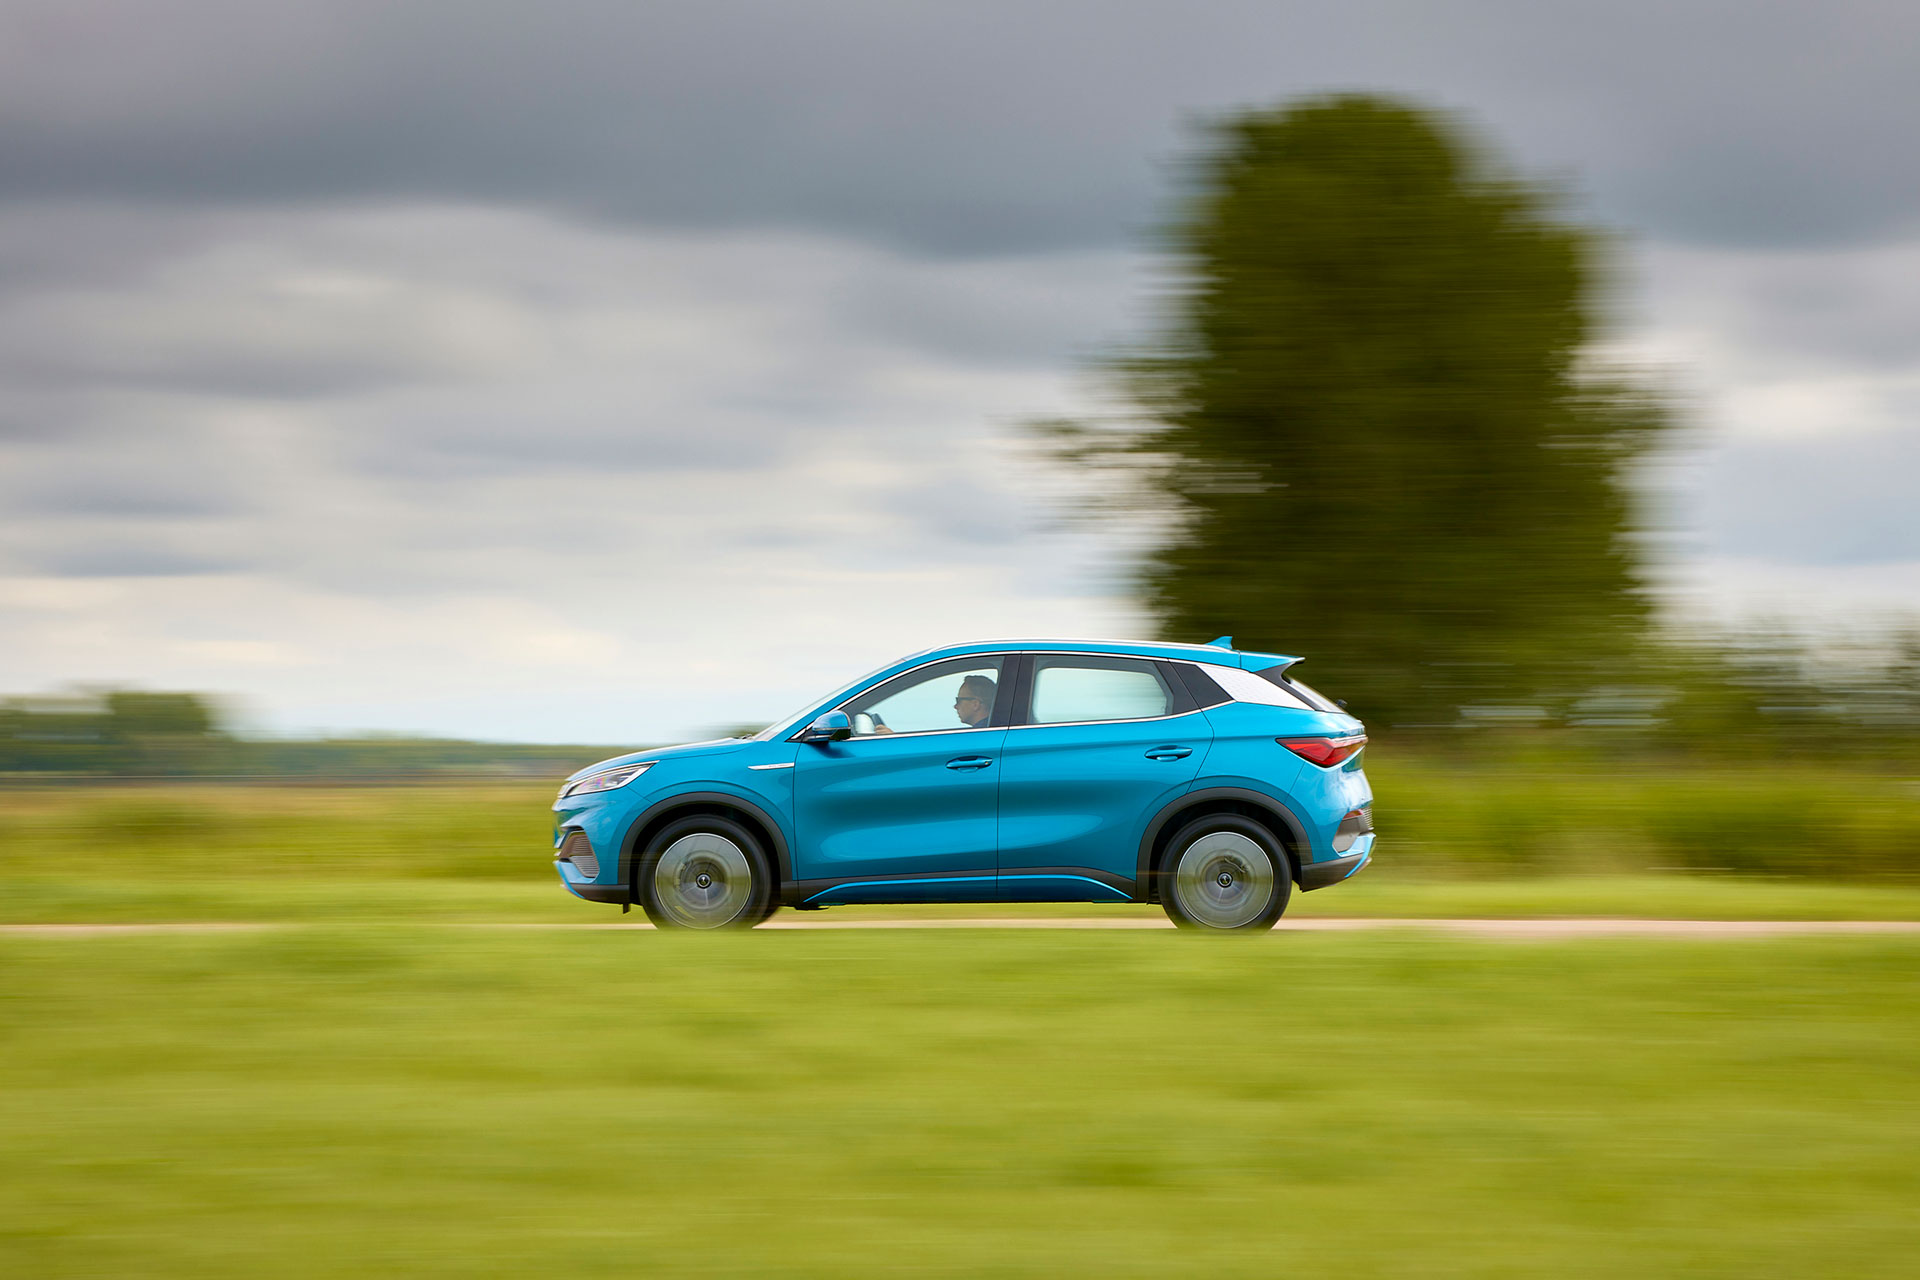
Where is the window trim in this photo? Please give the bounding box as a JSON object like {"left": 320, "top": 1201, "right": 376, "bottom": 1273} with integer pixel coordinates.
{"left": 793, "top": 648, "right": 1227, "bottom": 741}
{"left": 1171, "top": 661, "right": 1234, "bottom": 711}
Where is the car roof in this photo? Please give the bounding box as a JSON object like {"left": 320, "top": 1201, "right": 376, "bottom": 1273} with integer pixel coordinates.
{"left": 911, "top": 637, "right": 1301, "bottom": 671}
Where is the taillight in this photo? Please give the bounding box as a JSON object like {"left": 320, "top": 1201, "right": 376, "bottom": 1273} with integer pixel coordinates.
{"left": 1277, "top": 734, "right": 1366, "bottom": 768}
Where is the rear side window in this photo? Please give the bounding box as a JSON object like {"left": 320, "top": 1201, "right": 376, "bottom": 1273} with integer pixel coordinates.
{"left": 1255, "top": 666, "right": 1341, "bottom": 712}
{"left": 1030, "top": 656, "right": 1173, "bottom": 724}
{"left": 1201, "top": 663, "right": 1317, "bottom": 710}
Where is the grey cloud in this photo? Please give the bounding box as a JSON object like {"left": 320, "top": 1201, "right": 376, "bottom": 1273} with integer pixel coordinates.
{"left": 341, "top": 404, "right": 795, "bottom": 479}
{"left": 12, "top": 474, "right": 242, "bottom": 519}
{"left": 27, "top": 541, "right": 251, "bottom": 577}
{"left": 882, "top": 477, "right": 1026, "bottom": 550}
{"left": 1702, "top": 427, "right": 1920, "bottom": 568}
{"left": 1640, "top": 243, "right": 1920, "bottom": 374}
{"left": 0, "top": 202, "right": 1103, "bottom": 615}
{"left": 2, "top": 1, "right": 1919, "bottom": 255}
{"left": 829, "top": 251, "right": 1137, "bottom": 371}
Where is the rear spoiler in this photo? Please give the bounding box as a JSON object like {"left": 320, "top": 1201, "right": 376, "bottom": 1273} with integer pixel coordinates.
{"left": 1201, "top": 636, "right": 1303, "bottom": 676}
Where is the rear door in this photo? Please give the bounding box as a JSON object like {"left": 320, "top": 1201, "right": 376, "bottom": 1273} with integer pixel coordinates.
{"left": 995, "top": 654, "right": 1211, "bottom": 897}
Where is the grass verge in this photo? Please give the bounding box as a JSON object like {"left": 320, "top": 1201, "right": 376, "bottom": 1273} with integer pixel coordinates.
{"left": 3, "top": 780, "right": 1916, "bottom": 924}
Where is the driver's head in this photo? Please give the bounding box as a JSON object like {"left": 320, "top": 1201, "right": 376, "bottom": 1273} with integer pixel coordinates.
{"left": 955, "top": 674, "right": 996, "bottom": 727}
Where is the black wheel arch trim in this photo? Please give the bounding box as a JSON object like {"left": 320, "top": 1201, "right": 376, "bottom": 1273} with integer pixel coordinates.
{"left": 1136, "top": 786, "right": 1311, "bottom": 893}
{"left": 619, "top": 791, "right": 794, "bottom": 895}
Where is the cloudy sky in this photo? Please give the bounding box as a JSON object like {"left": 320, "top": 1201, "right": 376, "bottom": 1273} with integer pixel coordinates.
{"left": 3, "top": 0, "right": 1916, "bottom": 742}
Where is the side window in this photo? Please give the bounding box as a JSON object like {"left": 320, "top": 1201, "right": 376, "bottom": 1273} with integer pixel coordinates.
{"left": 1205, "top": 663, "right": 1316, "bottom": 710}
{"left": 1029, "top": 656, "right": 1174, "bottom": 724}
{"left": 841, "top": 656, "right": 1006, "bottom": 736}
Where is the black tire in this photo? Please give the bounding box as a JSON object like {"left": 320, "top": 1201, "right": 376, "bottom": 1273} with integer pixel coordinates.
{"left": 635, "top": 815, "right": 776, "bottom": 930}
{"left": 1158, "top": 814, "right": 1290, "bottom": 932}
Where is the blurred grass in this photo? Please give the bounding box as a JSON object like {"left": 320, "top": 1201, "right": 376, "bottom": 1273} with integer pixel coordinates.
{"left": 1380, "top": 753, "right": 1920, "bottom": 878}
{"left": 6, "top": 875, "right": 1920, "bottom": 925}
{"left": 3, "top": 928, "right": 1917, "bottom": 1277}
{"left": 1, "top": 753, "right": 1916, "bottom": 925}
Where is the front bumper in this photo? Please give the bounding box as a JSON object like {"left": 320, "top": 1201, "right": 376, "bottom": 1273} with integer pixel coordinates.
{"left": 555, "top": 847, "right": 629, "bottom": 905}
{"left": 1298, "top": 836, "right": 1372, "bottom": 891}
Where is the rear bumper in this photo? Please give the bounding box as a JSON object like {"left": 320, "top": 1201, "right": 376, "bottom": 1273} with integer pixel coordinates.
{"left": 1298, "top": 838, "right": 1372, "bottom": 891}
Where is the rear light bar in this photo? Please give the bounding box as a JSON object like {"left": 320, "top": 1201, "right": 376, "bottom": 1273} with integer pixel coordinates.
{"left": 1277, "top": 734, "right": 1366, "bottom": 768}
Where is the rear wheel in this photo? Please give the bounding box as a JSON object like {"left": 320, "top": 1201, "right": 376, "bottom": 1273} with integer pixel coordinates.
{"left": 636, "top": 816, "right": 775, "bottom": 929}
{"left": 1159, "top": 815, "right": 1290, "bottom": 932}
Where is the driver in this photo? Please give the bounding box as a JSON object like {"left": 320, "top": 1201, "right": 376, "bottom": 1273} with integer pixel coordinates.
{"left": 866, "top": 671, "right": 997, "bottom": 735}
{"left": 954, "top": 674, "right": 996, "bottom": 728}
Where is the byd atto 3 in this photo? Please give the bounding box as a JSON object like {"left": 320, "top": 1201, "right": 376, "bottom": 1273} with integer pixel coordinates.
{"left": 552, "top": 637, "right": 1372, "bottom": 931}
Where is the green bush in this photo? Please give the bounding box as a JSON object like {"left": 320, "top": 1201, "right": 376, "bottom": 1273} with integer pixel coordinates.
{"left": 1373, "top": 756, "right": 1920, "bottom": 879}
{"left": 1, "top": 785, "right": 557, "bottom": 884}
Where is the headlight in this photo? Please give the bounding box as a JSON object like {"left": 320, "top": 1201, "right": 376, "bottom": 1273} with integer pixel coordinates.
{"left": 558, "top": 761, "right": 655, "bottom": 800}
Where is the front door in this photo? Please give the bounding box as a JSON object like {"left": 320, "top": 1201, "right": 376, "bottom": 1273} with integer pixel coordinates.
{"left": 791, "top": 654, "right": 1009, "bottom": 900}
{"left": 996, "top": 654, "right": 1210, "bottom": 898}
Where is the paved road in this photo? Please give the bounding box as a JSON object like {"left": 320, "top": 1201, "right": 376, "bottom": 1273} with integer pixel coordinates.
{"left": 5, "top": 918, "right": 1917, "bottom": 938}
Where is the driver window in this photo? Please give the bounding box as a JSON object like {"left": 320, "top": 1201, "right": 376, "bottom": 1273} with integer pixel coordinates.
{"left": 843, "top": 657, "right": 1005, "bottom": 736}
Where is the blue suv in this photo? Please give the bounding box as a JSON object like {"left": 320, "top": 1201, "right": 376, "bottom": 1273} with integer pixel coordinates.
{"left": 552, "top": 638, "right": 1373, "bottom": 931}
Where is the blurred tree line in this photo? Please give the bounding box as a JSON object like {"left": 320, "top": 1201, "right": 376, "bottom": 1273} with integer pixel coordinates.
{"left": 1, "top": 691, "right": 224, "bottom": 775}
{"left": 0, "top": 690, "right": 631, "bottom": 778}
{"left": 1039, "top": 94, "right": 1917, "bottom": 753}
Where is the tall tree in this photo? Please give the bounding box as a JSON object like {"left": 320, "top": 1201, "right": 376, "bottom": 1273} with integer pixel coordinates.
{"left": 1052, "top": 95, "right": 1668, "bottom": 726}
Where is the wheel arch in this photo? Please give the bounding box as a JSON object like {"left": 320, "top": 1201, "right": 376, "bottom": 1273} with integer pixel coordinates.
{"left": 620, "top": 792, "right": 792, "bottom": 899}
{"left": 1135, "top": 787, "right": 1308, "bottom": 901}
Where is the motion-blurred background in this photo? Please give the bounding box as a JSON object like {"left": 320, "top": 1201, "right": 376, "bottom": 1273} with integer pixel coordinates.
{"left": 4, "top": 0, "right": 1917, "bottom": 742}
{"left": 4, "top": 0, "right": 1915, "bottom": 881}
{"left": 5, "top": 7, "right": 1919, "bottom": 1276}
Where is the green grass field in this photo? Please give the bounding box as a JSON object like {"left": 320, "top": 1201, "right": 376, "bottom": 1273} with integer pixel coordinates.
{"left": 4, "top": 928, "right": 1918, "bottom": 1277}
{"left": 5, "top": 775, "right": 1916, "bottom": 1274}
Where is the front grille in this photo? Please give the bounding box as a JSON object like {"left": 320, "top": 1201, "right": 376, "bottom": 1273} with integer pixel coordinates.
{"left": 559, "top": 829, "right": 600, "bottom": 879}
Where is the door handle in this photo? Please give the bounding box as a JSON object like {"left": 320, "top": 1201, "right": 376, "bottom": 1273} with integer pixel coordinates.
{"left": 945, "top": 756, "right": 994, "bottom": 771}
{"left": 1145, "top": 746, "right": 1193, "bottom": 761}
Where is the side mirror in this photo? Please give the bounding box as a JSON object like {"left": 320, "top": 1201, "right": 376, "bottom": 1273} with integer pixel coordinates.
{"left": 800, "top": 710, "right": 852, "bottom": 743}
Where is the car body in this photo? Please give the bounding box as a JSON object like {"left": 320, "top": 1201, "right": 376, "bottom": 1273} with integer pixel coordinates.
{"left": 551, "top": 637, "right": 1373, "bottom": 930}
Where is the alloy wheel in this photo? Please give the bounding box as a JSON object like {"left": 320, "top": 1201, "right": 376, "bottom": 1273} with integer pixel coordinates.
{"left": 1171, "top": 830, "right": 1277, "bottom": 929}
{"left": 651, "top": 831, "right": 755, "bottom": 928}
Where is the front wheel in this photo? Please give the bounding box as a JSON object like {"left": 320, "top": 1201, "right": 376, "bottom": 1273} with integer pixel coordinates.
{"left": 636, "top": 816, "right": 776, "bottom": 929}
{"left": 1159, "top": 815, "right": 1290, "bottom": 932}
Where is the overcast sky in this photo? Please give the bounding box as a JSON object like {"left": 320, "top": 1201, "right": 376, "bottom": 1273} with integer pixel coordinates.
{"left": 3, "top": 0, "right": 1916, "bottom": 742}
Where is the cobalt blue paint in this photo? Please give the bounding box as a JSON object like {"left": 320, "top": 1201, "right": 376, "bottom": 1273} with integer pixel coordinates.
{"left": 550, "top": 638, "right": 1374, "bottom": 931}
